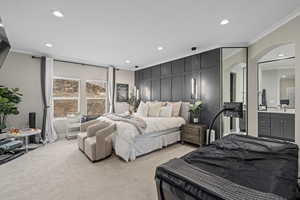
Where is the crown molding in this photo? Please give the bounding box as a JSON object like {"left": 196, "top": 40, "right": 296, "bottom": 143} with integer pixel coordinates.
{"left": 11, "top": 48, "right": 43, "bottom": 57}
{"left": 10, "top": 48, "right": 116, "bottom": 69}
{"left": 134, "top": 42, "right": 248, "bottom": 71}
{"left": 249, "top": 7, "right": 300, "bottom": 45}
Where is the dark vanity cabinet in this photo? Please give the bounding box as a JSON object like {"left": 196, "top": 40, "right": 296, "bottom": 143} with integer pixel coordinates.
{"left": 258, "top": 112, "right": 295, "bottom": 141}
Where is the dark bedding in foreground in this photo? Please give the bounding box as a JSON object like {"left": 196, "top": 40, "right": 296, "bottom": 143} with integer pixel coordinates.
{"left": 155, "top": 134, "right": 298, "bottom": 200}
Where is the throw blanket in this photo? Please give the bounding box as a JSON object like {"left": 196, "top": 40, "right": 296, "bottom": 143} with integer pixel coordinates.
{"left": 156, "top": 158, "right": 285, "bottom": 200}
{"left": 103, "top": 113, "right": 147, "bottom": 135}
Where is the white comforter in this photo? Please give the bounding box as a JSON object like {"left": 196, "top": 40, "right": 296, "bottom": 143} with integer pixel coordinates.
{"left": 98, "top": 116, "right": 186, "bottom": 161}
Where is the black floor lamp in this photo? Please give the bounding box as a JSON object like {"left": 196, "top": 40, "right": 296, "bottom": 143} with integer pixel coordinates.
{"left": 207, "top": 102, "right": 243, "bottom": 145}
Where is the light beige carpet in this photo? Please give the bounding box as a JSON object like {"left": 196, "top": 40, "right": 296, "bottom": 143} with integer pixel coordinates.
{"left": 0, "top": 140, "right": 195, "bottom": 200}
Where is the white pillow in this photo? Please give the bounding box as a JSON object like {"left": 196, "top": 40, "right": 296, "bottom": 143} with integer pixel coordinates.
{"left": 159, "top": 104, "right": 172, "bottom": 117}
{"left": 148, "top": 102, "right": 162, "bottom": 117}
{"left": 136, "top": 101, "right": 149, "bottom": 117}
{"left": 167, "top": 101, "right": 182, "bottom": 117}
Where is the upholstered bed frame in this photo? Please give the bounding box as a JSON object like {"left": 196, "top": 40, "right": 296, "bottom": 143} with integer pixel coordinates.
{"left": 114, "top": 102, "right": 191, "bottom": 161}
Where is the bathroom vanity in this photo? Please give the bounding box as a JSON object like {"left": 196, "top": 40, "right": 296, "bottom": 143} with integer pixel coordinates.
{"left": 257, "top": 50, "right": 295, "bottom": 142}
{"left": 258, "top": 110, "right": 295, "bottom": 141}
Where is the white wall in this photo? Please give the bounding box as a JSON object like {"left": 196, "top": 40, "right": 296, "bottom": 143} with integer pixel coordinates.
{"left": 53, "top": 61, "right": 107, "bottom": 115}
{"left": 248, "top": 15, "right": 300, "bottom": 139}
{"left": 248, "top": 15, "right": 300, "bottom": 173}
{"left": 0, "top": 52, "right": 43, "bottom": 129}
{"left": 53, "top": 61, "right": 108, "bottom": 137}
{"left": 0, "top": 51, "right": 135, "bottom": 139}
{"left": 115, "top": 69, "right": 135, "bottom": 114}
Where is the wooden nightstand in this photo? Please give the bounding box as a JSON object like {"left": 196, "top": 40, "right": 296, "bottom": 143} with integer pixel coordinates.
{"left": 181, "top": 124, "right": 207, "bottom": 146}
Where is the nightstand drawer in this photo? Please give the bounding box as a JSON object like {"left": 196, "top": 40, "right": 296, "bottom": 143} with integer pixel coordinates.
{"left": 182, "top": 124, "right": 207, "bottom": 146}
{"left": 183, "top": 127, "right": 200, "bottom": 136}
{"left": 182, "top": 134, "right": 200, "bottom": 145}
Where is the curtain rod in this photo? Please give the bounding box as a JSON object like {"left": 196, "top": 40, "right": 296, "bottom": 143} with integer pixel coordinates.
{"left": 31, "top": 56, "right": 109, "bottom": 69}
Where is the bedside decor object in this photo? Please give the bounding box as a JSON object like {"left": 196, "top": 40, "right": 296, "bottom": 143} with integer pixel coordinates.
{"left": 0, "top": 86, "right": 22, "bottom": 134}
{"left": 127, "top": 89, "right": 140, "bottom": 113}
{"left": 189, "top": 100, "right": 202, "bottom": 123}
{"left": 116, "top": 83, "right": 129, "bottom": 102}
{"left": 182, "top": 123, "right": 207, "bottom": 146}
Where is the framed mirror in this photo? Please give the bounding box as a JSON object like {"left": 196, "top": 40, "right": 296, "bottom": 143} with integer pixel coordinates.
{"left": 221, "top": 47, "right": 248, "bottom": 136}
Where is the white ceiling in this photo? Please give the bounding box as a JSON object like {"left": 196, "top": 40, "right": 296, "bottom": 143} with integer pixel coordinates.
{"left": 1, "top": 0, "right": 300, "bottom": 70}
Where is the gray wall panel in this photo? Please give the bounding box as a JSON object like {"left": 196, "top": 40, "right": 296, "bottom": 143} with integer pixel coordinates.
{"left": 135, "top": 48, "right": 221, "bottom": 136}
{"left": 161, "top": 78, "right": 172, "bottom": 101}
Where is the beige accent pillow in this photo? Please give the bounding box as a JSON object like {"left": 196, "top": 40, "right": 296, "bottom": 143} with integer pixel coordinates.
{"left": 148, "top": 102, "right": 162, "bottom": 117}
{"left": 159, "top": 104, "right": 172, "bottom": 117}
{"left": 167, "top": 101, "right": 182, "bottom": 117}
{"left": 136, "top": 101, "right": 149, "bottom": 117}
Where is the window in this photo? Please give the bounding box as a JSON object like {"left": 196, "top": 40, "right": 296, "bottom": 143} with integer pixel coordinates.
{"left": 53, "top": 78, "right": 80, "bottom": 118}
{"left": 86, "top": 80, "right": 106, "bottom": 116}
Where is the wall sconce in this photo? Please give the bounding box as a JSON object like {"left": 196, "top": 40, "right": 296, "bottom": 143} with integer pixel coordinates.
{"left": 136, "top": 89, "right": 140, "bottom": 100}
{"left": 191, "top": 78, "right": 197, "bottom": 100}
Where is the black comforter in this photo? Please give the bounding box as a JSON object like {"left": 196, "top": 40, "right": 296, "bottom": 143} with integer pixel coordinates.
{"left": 155, "top": 135, "right": 298, "bottom": 200}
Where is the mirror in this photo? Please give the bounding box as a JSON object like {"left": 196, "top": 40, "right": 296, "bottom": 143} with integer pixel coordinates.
{"left": 222, "top": 48, "right": 247, "bottom": 135}
{"left": 258, "top": 58, "right": 295, "bottom": 110}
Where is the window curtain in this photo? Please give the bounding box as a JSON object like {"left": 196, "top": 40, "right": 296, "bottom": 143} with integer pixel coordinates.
{"left": 41, "top": 57, "right": 57, "bottom": 143}
{"left": 107, "top": 66, "right": 116, "bottom": 113}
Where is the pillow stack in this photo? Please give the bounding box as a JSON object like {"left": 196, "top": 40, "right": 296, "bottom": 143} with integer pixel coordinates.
{"left": 136, "top": 101, "right": 149, "bottom": 117}
{"left": 148, "top": 102, "right": 162, "bottom": 117}
{"left": 136, "top": 101, "right": 182, "bottom": 118}
{"left": 159, "top": 104, "right": 172, "bottom": 117}
{"left": 167, "top": 101, "right": 182, "bottom": 117}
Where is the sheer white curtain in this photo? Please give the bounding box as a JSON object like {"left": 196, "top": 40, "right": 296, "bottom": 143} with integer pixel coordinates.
{"left": 107, "top": 66, "right": 115, "bottom": 113}
{"left": 44, "top": 57, "right": 57, "bottom": 143}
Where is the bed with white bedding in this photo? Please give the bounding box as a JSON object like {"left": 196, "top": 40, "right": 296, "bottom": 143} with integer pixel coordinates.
{"left": 99, "top": 116, "right": 186, "bottom": 161}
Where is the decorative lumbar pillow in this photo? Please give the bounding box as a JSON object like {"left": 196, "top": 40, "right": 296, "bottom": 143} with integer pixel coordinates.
{"left": 136, "top": 101, "right": 149, "bottom": 117}
{"left": 159, "top": 104, "right": 172, "bottom": 117}
{"left": 168, "top": 101, "right": 182, "bottom": 117}
{"left": 148, "top": 102, "right": 162, "bottom": 117}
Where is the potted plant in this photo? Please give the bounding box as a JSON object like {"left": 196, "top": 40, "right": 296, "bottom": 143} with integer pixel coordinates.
{"left": 189, "top": 100, "right": 203, "bottom": 124}
{"left": 0, "top": 86, "right": 22, "bottom": 134}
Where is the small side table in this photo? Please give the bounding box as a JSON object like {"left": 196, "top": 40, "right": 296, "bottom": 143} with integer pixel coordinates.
{"left": 66, "top": 113, "right": 82, "bottom": 139}
{"left": 8, "top": 129, "right": 41, "bottom": 153}
{"left": 182, "top": 123, "right": 207, "bottom": 146}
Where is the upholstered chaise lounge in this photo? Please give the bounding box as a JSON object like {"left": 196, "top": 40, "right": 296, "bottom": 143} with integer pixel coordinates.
{"left": 77, "top": 119, "right": 101, "bottom": 152}
{"left": 84, "top": 122, "right": 116, "bottom": 162}
{"left": 77, "top": 119, "right": 116, "bottom": 162}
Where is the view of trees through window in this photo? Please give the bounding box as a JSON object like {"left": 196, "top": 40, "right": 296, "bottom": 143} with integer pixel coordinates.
{"left": 53, "top": 78, "right": 80, "bottom": 118}
{"left": 52, "top": 78, "right": 106, "bottom": 118}
{"left": 86, "top": 81, "right": 106, "bottom": 116}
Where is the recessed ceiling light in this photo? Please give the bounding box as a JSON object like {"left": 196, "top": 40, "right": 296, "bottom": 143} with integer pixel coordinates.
{"left": 52, "top": 10, "right": 64, "bottom": 18}
{"left": 157, "top": 46, "right": 164, "bottom": 51}
{"left": 281, "top": 75, "right": 287, "bottom": 78}
{"left": 278, "top": 53, "right": 284, "bottom": 57}
{"left": 220, "top": 19, "right": 230, "bottom": 25}
{"left": 45, "top": 43, "right": 53, "bottom": 48}
{"left": 125, "top": 60, "right": 131, "bottom": 64}
{"left": 0, "top": 23, "right": 3, "bottom": 27}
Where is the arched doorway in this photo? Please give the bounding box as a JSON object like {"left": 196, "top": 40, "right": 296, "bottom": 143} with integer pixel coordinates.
{"left": 256, "top": 43, "right": 296, "bottom": 141}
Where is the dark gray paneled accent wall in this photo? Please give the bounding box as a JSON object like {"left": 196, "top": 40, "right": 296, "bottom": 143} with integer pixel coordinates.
{"left": 135, "top": 48, "right": 221, "bottom": 136}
